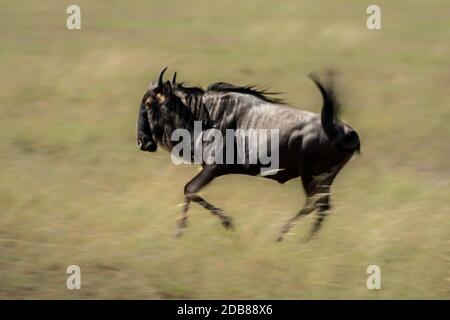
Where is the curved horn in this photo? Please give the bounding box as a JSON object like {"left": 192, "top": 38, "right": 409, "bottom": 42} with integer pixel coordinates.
{"left": 158, "top": 67, "right": 168, "bottom": 87}
{"left": 172, "top": 72, "right": 177, "bottom": 85}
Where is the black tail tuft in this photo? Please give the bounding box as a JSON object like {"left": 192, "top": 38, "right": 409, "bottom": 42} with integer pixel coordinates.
{"left": 309, "top": 72, "right": 361, "bottom": 154}
{"left": 308, "top": 71, "right": 341, "bottom": 140}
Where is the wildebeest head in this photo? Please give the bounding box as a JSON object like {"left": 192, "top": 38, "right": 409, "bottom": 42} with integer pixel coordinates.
{"left": 136, "top": 67, "right": 175, "bottom": 152}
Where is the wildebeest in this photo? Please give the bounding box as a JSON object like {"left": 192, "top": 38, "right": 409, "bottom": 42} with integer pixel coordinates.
{"left": 137, "top": 68, "right": 360, "bottom": 241}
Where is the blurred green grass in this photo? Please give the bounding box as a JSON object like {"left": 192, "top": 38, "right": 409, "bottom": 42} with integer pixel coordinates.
{"left": 0, "top": 0, "right": 449, "bottom": 299}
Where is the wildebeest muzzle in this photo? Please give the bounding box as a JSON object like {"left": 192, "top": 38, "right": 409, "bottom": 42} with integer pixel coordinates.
{"left": 137, "top": 135, "right": 157, "bottom": 152}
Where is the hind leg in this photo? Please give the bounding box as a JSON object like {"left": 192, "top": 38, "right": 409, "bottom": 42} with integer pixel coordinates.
{"left": 304, "top": 163, "right": 348, "bottom": 241}
{"left": 277, "top": 175, "right": 325, "bottom": 241}
{"left": 304, "top": 184, "right": 332, "bottom": 242}
{"left": 277, "top": 196, "right": 316, "bottom": 241}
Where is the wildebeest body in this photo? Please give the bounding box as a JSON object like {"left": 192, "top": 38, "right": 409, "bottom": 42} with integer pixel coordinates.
{"left": 137, "top": 68, "right": 360, "bottom": 240}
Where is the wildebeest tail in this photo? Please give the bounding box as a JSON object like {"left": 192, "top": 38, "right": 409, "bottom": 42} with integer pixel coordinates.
{"left": 309, "top": 72, "right": 360, "bottom": 153}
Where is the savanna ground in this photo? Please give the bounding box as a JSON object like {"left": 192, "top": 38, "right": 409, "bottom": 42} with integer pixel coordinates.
{"left": 0, "top": 0, "right": 449, "bottom": 299}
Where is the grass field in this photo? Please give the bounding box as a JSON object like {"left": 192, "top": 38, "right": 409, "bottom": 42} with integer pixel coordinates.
{"left": 0, "top": 0, "right": 449, "bottom": 299}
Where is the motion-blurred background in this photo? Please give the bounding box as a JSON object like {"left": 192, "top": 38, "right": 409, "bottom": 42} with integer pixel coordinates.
{"left": 0, "top": 0, "right": 449, "bottom": 299}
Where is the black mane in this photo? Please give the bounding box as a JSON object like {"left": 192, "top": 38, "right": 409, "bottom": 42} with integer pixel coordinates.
{"left": 206, "top": 82, "right": 284, "bottom": 104}
{"left": 174, "top": 82, "right": 205, "bottom": 96}
{"left": 173, "top": 80, "right": 283, "bottom": 104}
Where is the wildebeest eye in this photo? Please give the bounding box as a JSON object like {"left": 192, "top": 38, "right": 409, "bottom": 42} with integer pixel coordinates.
{"left": 145, "top": 96, "right": 153, "bottom": 105}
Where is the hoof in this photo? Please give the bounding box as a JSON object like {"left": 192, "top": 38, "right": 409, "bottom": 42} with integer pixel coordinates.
{"left": 221, "top": 216, "right": 233, "bottom": 230}
{"left": 174, "top": 229, "right": 184, "bottom": 238}
{"left": 175, "top": 218, "right": 187, "bottom": 237}
{"left": 303, "top": 233, "right": 315, "bottom": 243}
{"left": 175, "top": 225, "right": 186, "bottom": 238}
